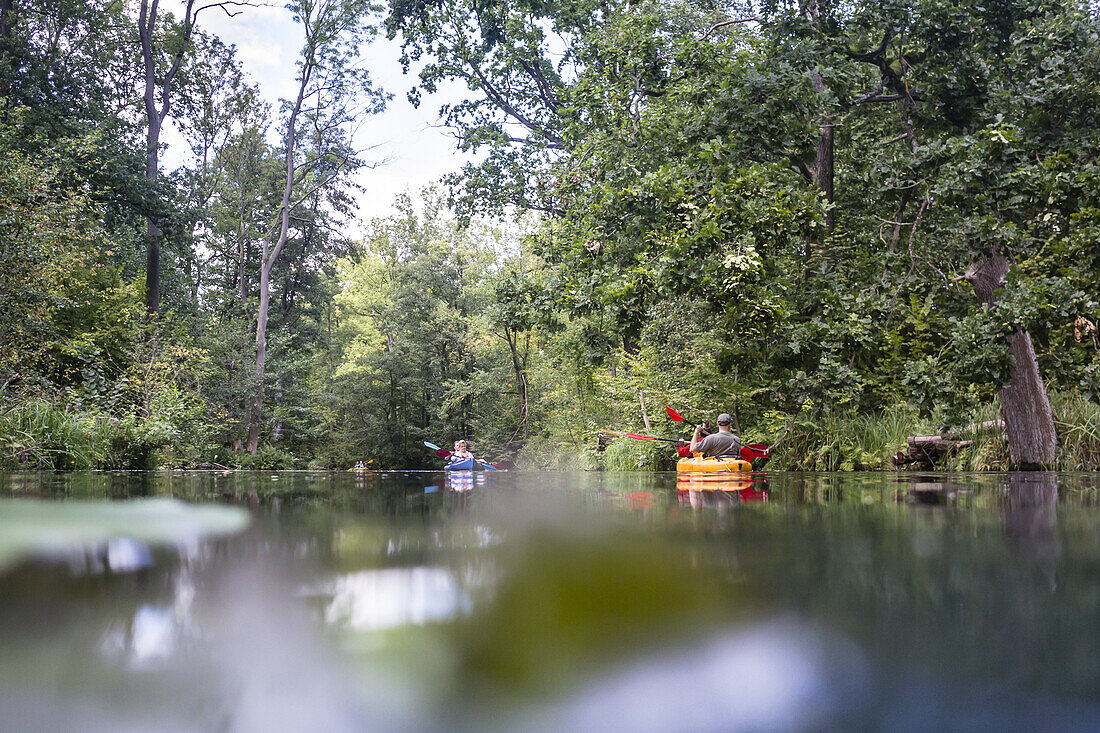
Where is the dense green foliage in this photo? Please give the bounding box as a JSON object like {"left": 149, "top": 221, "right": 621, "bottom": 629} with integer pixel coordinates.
{"left": 1, "top": 0, "right": 1098, "bottom": 470}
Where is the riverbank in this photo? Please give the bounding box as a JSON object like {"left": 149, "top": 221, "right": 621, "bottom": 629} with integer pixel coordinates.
{"left": 589, "top": 392, "right": 1100, "bottom": 473}
{"left": 4, "top": 392, "right": 1099, "bottom": 473}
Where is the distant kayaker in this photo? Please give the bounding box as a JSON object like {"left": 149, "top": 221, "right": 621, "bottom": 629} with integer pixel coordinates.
{"left": 689, "top": 413, "right": 741, "bottom": 458}
{"left": 451, "top": 440, "right": 473, "bottom": 462}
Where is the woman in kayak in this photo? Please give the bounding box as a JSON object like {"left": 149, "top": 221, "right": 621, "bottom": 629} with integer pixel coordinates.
{"left": 451, "top": 440, "right": 473, "bottom": 462}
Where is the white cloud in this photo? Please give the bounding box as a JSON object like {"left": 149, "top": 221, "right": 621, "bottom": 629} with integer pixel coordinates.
{"left": 161, "top": 2, "right": 475, "bottom": 221}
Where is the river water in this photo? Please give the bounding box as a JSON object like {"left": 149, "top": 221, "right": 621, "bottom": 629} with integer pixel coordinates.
{"left": 1, "top": 469, "right": 1098, "bottom": 732}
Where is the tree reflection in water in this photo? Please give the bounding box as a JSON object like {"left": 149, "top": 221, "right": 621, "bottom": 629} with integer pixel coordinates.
{"left": 1, "top": 469, "right": 1098, "bottom": 731}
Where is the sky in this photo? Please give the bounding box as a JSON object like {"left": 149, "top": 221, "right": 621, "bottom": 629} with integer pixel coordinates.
{"left": 162, "top": 2, "right": 473, "bottom": 228}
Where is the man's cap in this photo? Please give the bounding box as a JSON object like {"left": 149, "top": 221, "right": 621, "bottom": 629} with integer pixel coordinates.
{"left": 716, "top": 413, "right": 732, "bottom": 425}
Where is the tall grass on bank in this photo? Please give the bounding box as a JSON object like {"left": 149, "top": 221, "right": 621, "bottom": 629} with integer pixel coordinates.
{"left": 949, "top": 394, "right": 1100, "bottom": 471}
{"left": 1, "top": 399, "right": 100, "bottom": 469}
{"left": 772, "top": 405, "right": 936, "bottom": 471}
{"left": 945, "top": 403, "right": 1008, "bottom": 472}
{"left": 600, "top": 437, "right": 673, "bottom": 471}
{"left": 772, "top": 394, "right": 1100, "bottom": 472}
{"left": 0, "top": 398, "right": 172, "bottom": 470}
{"left": 1052, "top": 392, "right": 1100, "bottom": 470}
{"left": 516, "top": 435, "right": 600, "bottom": 470}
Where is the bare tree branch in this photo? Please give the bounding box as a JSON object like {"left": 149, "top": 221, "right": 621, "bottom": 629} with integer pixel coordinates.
{"left": 700, "top": 17, "right": 759, "bottom": 41}
{"left": 880, "top": 131, "right": 911, "bottom": 146}
{"left": 853, "top": 93, "right": 908, "bottom": 105}
{"left": 518, "top": 58, "right": 560, "bottom": 112}
{"left": 851, "top": 83, "right": 884, "bottom": 105}
{"left": 848, "top": 27, "right": 893, "bottom": 64}
{"left": 466, "top": 63, "right": 566, "bottom": 148}
{"left": 196, "top": 1, "right": 270, "bottom": 19}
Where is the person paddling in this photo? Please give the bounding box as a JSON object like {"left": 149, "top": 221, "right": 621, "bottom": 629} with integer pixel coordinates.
{"left": 689, "top": 413, "right": 741, "bottom": 458}
{"left": 450, "top": 440, "right": 473, "bottom": 462}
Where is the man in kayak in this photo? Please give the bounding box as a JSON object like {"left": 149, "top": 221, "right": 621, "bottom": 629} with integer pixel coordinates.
{"left": 689, "top": 413, "right": 741, "bottom": 457}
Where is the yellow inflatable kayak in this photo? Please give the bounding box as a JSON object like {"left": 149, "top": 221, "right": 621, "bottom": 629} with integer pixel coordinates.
{"left": 676, "top": 454, "right": 752, "bottom": 472}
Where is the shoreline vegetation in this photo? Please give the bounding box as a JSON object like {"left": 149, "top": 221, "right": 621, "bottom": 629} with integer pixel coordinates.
{"left": 3, "top": 390, "right": 1098, "bottom": 472}
{"left": 2, "top": 2, "right": 1099, "bottom": 473}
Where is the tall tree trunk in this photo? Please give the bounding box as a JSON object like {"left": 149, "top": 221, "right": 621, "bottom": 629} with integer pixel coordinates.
{"left": 802, "top": 1, "right": 835, "bottom": 238}
{"left": 283, "top": 205, "right": 316, "bottom": 316}
{"left": 144, "top": 115, "right": 163, "bottom": 312}
{"left": 138, "top": 0, "right": 199, "bottom": 313}
{"left": 1002, "top": 330, "right": 1058, "bottom": 468}
{"left": 0, "top": 0, "right": 14, "bottom": 101}
{"left": 237, "top": 183, "right": 248, "bottom": 303}
{"left": 504, "top": 328, "right": 530, "bottom": 437}
{"left": 244, "top": 0, "right": 366, "bottom": 451}
{"left": 246, "top": 260, "right": 272, "bottom": 453}
{"left": 965, "top": 253, "right": 1057, "bottom": 468}
{"left": 811, "top": 76, "right": 834, "bottom": 233}
{"left": 246, "top": 47, "right": 312, "bottom": 453}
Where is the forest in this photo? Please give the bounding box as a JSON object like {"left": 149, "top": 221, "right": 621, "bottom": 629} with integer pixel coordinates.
{"left": 1, "top": 0, "right": 1099, "bottom": 472}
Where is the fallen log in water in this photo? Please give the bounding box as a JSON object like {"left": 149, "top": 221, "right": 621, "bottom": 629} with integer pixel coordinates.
{"left": 894, "top": 420, "right": 1005, "bottom": 468}
{"left": 895, "top": 437, "right": 972, "bottom": 468}
{"left": 894, "top": 436, "right": 974, "bottom": 468}
{"left": 939, "top": 419, "right": 1005, "bottom": 441}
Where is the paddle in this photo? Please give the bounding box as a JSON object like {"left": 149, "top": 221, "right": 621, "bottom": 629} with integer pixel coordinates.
{"left": 666, "top": 405, "right": 713, "bottom": 433}
{"left": 424, "top": 441, "right": 453, "bottom": 458}
{"left": 664, "top": 405, "right": 698, "bottom": 424}
{"left": 601, "top": 430, "right": 685, "bottom": 444}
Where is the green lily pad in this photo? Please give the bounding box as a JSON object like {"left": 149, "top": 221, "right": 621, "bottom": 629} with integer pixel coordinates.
{"left": 0, "top": 498, "right": 250, "bottom": 574}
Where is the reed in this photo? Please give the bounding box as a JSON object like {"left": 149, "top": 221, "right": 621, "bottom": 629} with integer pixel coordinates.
{"left": 600, "top": 437, "right": 671, "bottom": 471}
{"left": 516, "top": 435, "right": 599, "bottom": 470}
{"left": 0, "top": 399, "right": 103, "bottom": 469}
{"left": 769, "top": 405, "right": 936, "bottom": 471}
{"left": 949, "top": 395, "right": 1100, "bottom": 471}
{"left": 0, "top": 397, "right": 174, "bottom": 470}
{"left": 1052, "top": 392, "right": 1100, "bottom": 470}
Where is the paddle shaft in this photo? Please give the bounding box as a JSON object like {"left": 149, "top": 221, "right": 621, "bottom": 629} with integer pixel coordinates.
{"left": 602, "top": 430, "right": 685, "bottom": 444}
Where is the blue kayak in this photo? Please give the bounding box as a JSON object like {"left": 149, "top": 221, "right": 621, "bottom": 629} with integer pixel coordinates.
{"left": 444, "top": 458, "right": 499, "bottom": 471}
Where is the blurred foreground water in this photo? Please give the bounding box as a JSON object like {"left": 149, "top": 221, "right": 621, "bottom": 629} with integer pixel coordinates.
{"left": 1, "top": 470, "right": 1098, "bottom": 732}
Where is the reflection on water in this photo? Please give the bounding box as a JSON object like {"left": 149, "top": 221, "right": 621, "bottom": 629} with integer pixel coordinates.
{"left": 677, "top": 473, "right": 769, "bottom": 509}
{"left": 1005, "top": 472, "right": 1061, "bottom": 562}
{"left": 1, "top": 469, "right": 1099, "bottom": 731}
{"left": 100, "top": 604, "right": 180, "bottom": 668}
{"left": 516, "top": 622, "right": 870, "bottom": 733}
{"left": 317, "top": 566, "right": 473, "bottom": 631}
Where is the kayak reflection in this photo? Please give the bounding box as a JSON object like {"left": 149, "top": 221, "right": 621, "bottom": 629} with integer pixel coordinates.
{"left": 677, "top": 473, "right": 769, "bottom": 508}
{"left": 444, "top": 471, "right": 487, "bottom": 493}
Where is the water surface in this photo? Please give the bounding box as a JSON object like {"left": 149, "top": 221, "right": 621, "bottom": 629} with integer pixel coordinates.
{"left": 1, "top": 470, "right": 1098, "bottom": 731}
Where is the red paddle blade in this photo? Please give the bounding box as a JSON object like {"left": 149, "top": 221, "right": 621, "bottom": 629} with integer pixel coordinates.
{"left": 740, "top": 444, "right": 769, "bottom": 460}
{"left": 665, "top": 406, "right": 686, "bottom": 422}
{"left": 624, "top": 432, "right": 657, "bottom": 440}
{"left": 436, "top": 448, "right": 452, "bottom": 457}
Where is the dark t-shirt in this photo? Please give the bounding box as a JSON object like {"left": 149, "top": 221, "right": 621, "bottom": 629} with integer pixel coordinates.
{"left": 694, "top": 431, "right": 742, "bottom": 458}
